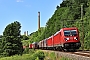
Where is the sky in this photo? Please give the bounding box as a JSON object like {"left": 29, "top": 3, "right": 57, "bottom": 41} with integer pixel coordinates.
{"left": 0, "top": 0, "right": 63, "bottom": 35}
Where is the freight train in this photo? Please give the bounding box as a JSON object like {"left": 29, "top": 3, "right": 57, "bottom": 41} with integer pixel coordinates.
{"left": 29, "top": 27, "right": 81, "bottom": 51}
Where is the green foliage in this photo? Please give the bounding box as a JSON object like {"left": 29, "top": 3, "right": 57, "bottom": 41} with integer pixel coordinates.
{"left": 44, "top": 52, "right": 71, "bottom": 60}
{"left": 28, "top": 27, "right": 45, "bottom": 43}
{"left": 22, "top": 40, "right": 29, "bottom": 46}
{"left": 21, "top": 35, "right": 29, "bottom": 40}
{"left": 0, "top": 54, "right": 31, "bottom": 60}
{"left": 31, "top": 51, "right": 45, "bottom": 60}
{"left": 0, "top": 21, "right": 23, "bottom": 56}
{"left": 60, "top": 57, "right": 71, "bottom": 60}
{"left": 49, "top": 52, "right": 56, "bottom": 60}
{"left": 35, "top": 57, "right": 39, "bottom": 60}
{"left": 0, "top": 50, "right": 45, "bottom": 60}
{"left": 23, "top": 47, "right": 29, "bottom": 54}
{"left": 23, "top": 48, "right": 35, "bottom": 54}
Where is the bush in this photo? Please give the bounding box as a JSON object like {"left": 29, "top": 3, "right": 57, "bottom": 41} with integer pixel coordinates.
{"left": 23, "top": 47, "right": 29, "bottom": 54}
{"left": 0, "top": 50, "right": 45, "bottom": 60}
{"left": 31, "top": 51, "right": 45, "bottom": 60}
{"left": 36, "top": 51, "right": 45, "bottom": 60}
{"left": 49, "top": 52, "right": 56, "bottom": 60}
{"left": 35, "top": 57, "right": 39, "bottom": 60}
{"left": 21, "top": 35, "right": 29, "bottom": 40}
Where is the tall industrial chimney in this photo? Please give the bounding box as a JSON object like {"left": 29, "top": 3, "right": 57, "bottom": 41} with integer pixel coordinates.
{"left": 38, "top": 12, "right": 40, "bottom": 30}
{"left": 26, "top": 31, "right": 28, "bottom": 36}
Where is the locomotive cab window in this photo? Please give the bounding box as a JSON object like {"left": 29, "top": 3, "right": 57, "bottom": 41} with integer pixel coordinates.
{"left": 71, "top": 30, "right": 77, "bottom": 36}
{"left": 64, "top": 30, "right": 77, "bottom": 36}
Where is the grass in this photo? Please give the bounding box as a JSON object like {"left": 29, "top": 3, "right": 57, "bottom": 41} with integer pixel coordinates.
{"left": 44, "top": 51, "right": 72, "bottom": 60}
{"left": 0, "top": 54, "right": 31, "bottom": 60}
{"left": 0, "top": 49, "right": 71, "bottom": 60}
{"left": 60, "top": 57, "right": 72, "bottom": 60}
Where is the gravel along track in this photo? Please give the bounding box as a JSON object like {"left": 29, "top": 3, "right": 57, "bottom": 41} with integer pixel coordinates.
{"left": 42, "top": 50, "right": 90, "bottom": 60}
{"left": 55, "top": 51, "right": 90, "bottom": 60}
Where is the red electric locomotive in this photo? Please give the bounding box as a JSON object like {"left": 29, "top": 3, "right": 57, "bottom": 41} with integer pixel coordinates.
{"left": 53, "top": 27, "right": 81, "bottom": 51}
{"left": 45, "top": 27, "right": 81, "bottom": 51}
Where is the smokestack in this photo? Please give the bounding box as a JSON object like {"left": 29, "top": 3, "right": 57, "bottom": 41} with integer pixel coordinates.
{"left": 38, "top": 12, "right": 40, "bottom": 30}
{"left": 26, "top": 31, "right": 28, "bottom": 36}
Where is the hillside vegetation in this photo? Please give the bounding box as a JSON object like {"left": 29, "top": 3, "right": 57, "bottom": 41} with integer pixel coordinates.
{"left": 27, "top": 0, "right": 90, "bottom": 50}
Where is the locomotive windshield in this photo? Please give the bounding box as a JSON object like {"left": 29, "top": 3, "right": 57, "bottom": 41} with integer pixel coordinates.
{"left": 64, "top": 30, "right": 77, "bottom": 36}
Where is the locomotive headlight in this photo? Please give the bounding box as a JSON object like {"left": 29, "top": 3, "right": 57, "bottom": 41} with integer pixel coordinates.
{"left": 65, "top": 38, "right": 69, "bottom": 41}
{"left": 67, "top": 38, "right": 69, "bottom": 40}
{"left": 74, "top": 37, "right": 78, "bottom": 40}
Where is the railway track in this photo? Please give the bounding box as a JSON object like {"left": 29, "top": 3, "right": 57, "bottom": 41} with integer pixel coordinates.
{"left": 41, "top": 50, "right": 90, "bottom": 60}
{"left": 72, "top": 51, "right": 90, "bottom": 57}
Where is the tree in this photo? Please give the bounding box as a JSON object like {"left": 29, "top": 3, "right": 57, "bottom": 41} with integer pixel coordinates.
{"left": 21, "top": 35, "right": 29, "bottom": 40}
{"left": 1, "top": 21, "right": 23, "bottom": 56}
